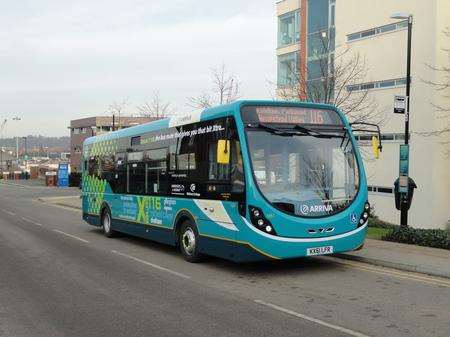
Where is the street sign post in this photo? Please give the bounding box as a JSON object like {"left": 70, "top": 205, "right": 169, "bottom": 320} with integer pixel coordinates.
{"left": 398, "top": 144, "right": 409, "bottom": 193}
{"left": 57, "top": 163, "right": 69, "bottom": 187}
{"left": 394, "top": 95, "right": 407, "bottom": 114}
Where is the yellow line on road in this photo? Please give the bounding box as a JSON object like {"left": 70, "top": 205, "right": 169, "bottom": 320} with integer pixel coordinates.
{"left": 328, "top": 257, "right": 450, "bottom": 288}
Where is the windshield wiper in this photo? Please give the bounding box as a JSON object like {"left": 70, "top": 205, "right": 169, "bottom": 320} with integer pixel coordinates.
{"left": 251, "top": 123, "right": 295, "bottom": 136}
{"left": 293, "top": 124, "right": 345, "bottom": 139}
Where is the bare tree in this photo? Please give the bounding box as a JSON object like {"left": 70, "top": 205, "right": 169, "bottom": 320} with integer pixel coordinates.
{"left": 277, "top": 34, "right": 383, "bottom": 125}
{"left": 422, "top": 27, "right": 450, "bottom": 136}
{"left": 137, "top": 91, "right": 172, "bottom": 118}
{"left": 107, "top": 99, "right": 129, "bottom": 130}
{"left": 188, "top": 63, "right": 241, "bottom": 109}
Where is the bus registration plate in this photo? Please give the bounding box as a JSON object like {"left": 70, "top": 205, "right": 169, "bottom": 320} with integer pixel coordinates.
{"left": 307, "top": 246, "right": 333, "bottom": 256}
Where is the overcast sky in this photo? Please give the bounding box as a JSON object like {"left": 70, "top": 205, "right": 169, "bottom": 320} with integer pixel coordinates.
{"left": 0, "top": 0, "right": 277, "bottom": 137}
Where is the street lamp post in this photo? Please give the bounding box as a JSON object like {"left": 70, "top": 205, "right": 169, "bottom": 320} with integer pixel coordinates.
{"left": 391, "top": 13, "right": 413, "bottom": 227}
{"left": 22, "top": 136, "right": 28, "bottom": 169}
{"left": 0, "top": 118, "right": 6, "bottom": 174}
{"left": 12, "top": 116, "right": 21, "bottom": 161}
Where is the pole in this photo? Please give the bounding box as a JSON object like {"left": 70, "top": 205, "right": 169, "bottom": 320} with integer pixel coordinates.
{"left": 12, "top": 116, "right": 21, "bottom": 162}
{"left": 112, "top": 114, "right": 115, "bottom": 132}
{"left": 400, "top": 16, "right": 413, "bottom": 228}
{"left": 0, "top": 120, "right": 3, "bottom": 174}
{"left": 404, "top": 16, "right": 413, "bottom": 145}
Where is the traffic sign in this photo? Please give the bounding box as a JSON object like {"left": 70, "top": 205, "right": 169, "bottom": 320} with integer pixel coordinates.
{"left": 394, "top": 95, "right": 407, "bottom": 114}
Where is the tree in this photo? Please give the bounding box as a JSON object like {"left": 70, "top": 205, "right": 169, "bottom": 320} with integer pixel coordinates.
{"left": 423, "top": 27, "right": 450, "bottom": 136}
{"left": 277, "top": 33, "right": 382, "bottom": 125}
{"left": 137, "top": 91, "right": 172, "bottom": 118}
{"left": 107, "top": 99, "right": 129, "bottom": 130}
{"left": 188, "top": 63, "right": 241, "bottom": 109}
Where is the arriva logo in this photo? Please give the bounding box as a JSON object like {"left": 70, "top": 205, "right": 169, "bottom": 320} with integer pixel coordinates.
{"left": 300, "top": 204, "right": 334, "bottom": 215}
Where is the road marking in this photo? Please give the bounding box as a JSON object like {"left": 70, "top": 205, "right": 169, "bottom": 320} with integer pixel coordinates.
{"left": 329, "top": 258, "right": 450, "bottom": 288}
{"left": 34, "top": 199, "right": 81, "bottom": 213}
{"left": 2, "top": 209, "right": 15, "bottom": 216}
{"left": 21, "top": 217, "right": 43, "bottom": 226}
{"left": 254, "top": 300, "right": 372, "bottom": 337}
{"left": 111, "top": 250, "right": 191, "bottom": 280}
{"left": 53, "top": 229, "right": 90, "bottom": 243}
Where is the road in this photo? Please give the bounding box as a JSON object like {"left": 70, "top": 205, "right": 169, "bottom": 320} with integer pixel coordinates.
{"left": 0, "top": 183, "right": 449, "bottom": 337}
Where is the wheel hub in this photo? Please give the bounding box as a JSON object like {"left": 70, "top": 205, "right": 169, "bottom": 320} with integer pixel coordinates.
{"left": 182, "top": 228, "right": 196, "bottom": 255}
{"left": 103, "top": 213, "right": 111, "bottom": 232}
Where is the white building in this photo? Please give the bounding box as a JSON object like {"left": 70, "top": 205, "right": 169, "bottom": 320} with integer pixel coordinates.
{"left": 276, "top": 0, "right": 450, "bottom": 228}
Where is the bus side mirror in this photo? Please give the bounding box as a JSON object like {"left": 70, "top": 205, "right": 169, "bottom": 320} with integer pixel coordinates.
{"left": 217, "top": 139, "right": 230, "bottom": 164}
{"left": 372, "top": 136, "right": 380, "bottom": 159}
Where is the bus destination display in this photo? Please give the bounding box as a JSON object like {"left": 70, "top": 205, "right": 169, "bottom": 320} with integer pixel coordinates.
{"left": 245, "top": 106, "right": 342, "bottom": 125}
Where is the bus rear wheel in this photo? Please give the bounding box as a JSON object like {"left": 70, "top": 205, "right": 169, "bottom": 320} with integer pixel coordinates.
{"left": 179, "top": 220, "right": 202, "bottom": 263}
{"left": 101, "top": 208, "right": 116, "bottom": 238}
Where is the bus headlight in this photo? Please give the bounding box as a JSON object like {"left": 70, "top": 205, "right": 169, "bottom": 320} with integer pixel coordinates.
{"left": 249, "top": 206, "right": 277, "bottom": 236}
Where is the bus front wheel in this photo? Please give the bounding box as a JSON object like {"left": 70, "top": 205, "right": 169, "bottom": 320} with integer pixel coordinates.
{"left": 179, "top": 220, "right": 202, "bottom": 263}
{"left": 101, "top": 208, "right": 116, "bottom": 238}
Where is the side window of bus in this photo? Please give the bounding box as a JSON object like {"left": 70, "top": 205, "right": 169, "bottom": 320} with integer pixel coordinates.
{"left": 208, "top": 143, "right": 230, "bottom": 181}
{"left": 88, "top": 156, "right": 99, "bottom": 177}
{"left": 100, "top": 154, "right": 115, "bottom": 183}
{"left": 168, "top": 132, "right": 197, "bottom": 177}
{"left": 146, "top": 148, "right": 168, "bottom": 195}
{"left": 127, "top": 152, "right": 145, "bottom": 195}
{"left": 113, "top": 153, "right": 127, "bottom": 194}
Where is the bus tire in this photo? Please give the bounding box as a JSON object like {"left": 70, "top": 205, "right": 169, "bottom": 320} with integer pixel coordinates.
{"left": 101, "top": 207, "right": 116, "bottom": 238}
{"left": 179, "top": 220, "right": 202, "bottom": 263}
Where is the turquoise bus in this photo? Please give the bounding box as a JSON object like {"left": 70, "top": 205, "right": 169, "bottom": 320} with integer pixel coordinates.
{"left": 82, "top": 100, "right": 375, "bottom": 262}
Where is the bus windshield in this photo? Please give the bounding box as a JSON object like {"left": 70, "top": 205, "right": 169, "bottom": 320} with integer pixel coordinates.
{"left": 242, "top": 106, "right": 360, "bottom": 218}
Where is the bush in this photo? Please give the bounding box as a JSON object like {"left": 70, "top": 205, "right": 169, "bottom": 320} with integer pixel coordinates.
{"left": 368, "top": 215, "right": 397, "bottom": 230}
{"left": 383, "top": 227, "right": 450, "bottom": 250}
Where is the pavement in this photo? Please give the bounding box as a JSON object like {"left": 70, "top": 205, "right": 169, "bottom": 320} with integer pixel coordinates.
{"left": 1, "top": 181, "right": 450, "bottom": 337}
{"left": 337, "top": 239, "right": 450, "bottom": 279}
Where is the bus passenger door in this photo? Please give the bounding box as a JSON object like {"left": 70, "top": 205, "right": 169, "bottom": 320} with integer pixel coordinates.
{"left": 145, "top": 148, "right": 168, "bottom": 226}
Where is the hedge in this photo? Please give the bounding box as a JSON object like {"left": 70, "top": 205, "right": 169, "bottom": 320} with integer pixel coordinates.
{"left": 383, "top": 227, "right": 450, "bottom": 250}
{"left": 368, "top": 215, "right": 397, "bottom": 230}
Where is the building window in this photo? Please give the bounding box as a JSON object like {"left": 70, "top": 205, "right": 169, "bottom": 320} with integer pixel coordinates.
{"left": 308, "top": 0, "right": 329, "bottom": 32}
{"left": 356, "top": 133, "right": 406, "bottom": 143}
{"left": 277, "top": 52, "right": 299, "bottom": 86}
{"left": 347, "top": 20, "right": 408, "bottom": 42}
{"left": 307, "top": 58, "right": 328, "bottom": 80}
{"left": 368, "top": 185, "right": 394, "bottom": 195}
{"left": 306, "top": 0, "right": 334, "bottom": 93}
{"left": 73, "top": 128, "right": 80, "bottom": 135}
{"left": 308, "top": 30, "right": 330, "bottom": 59}
{"left": 347, "top": 78, "right": 407, "bottom": 92}
{"left": 278, "top": 10, "right": 300, "bottom": 48}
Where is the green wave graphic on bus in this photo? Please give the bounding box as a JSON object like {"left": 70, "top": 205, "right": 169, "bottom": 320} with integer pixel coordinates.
{"left": 83, "top": 174, "right": 107, "bottom": 215}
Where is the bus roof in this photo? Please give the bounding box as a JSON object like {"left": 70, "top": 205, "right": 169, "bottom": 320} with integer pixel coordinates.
{"left": 83, "top": 100, "right": 342, "bottom": 146}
